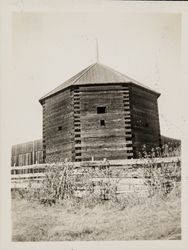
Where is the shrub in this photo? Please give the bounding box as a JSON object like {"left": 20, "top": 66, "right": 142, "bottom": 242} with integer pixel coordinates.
{"left": 25, "top": 161, "right": 121, "bottom": 206}
{"left": 139, "top": 145, "right": 181, "bottom": 198}
{"left": 23, "top": 144, "right": 181, "bottom": 206}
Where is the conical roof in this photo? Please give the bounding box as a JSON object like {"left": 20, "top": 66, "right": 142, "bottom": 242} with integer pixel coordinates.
{"left": 39, "top": 63, "right": 160, "bottom": 102}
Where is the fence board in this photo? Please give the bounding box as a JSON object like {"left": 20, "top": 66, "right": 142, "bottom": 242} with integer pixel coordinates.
{"left": 11, "top": 157, "right": 181, "bottom": 191}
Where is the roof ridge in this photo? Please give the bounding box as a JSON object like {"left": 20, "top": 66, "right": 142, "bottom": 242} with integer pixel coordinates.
{"left": 72, "top": 63, "right": 96, "bottom": 85}
{"left": 98, "top": 63, "right": 134, "bottom": 81}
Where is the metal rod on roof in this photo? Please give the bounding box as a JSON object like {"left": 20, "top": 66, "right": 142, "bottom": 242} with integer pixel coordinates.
{"left": 95, "top": 38, "right": 99, "bottom": 62}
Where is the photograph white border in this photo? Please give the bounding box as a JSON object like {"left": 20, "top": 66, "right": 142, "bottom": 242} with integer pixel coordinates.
{"left": 0, "top": 1, "right": 188, "bottom": 250}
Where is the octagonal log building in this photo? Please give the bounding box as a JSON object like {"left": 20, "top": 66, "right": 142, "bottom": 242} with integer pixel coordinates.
{"left": 39, "top": 63, "right": 161, "bottom": 163}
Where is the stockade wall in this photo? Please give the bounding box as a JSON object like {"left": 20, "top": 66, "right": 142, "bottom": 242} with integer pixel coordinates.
{"left": 11, "top": 139, "right": 43, "bottom": 166}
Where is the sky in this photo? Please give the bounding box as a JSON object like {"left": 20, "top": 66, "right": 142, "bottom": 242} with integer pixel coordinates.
{"left": 10, "top": 11, "right": 182, "bottom": 145}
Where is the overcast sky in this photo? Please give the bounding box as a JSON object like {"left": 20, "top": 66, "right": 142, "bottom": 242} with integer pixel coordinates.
{"left": 10, "top": 11, "right": 181, "bottom": 145}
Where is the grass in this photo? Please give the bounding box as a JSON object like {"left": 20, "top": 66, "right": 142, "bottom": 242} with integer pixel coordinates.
{"left": 11, "top": 193, "right": 181, "bottom": 241}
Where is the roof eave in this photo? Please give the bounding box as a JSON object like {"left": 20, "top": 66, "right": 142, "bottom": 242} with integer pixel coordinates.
{"left": 129, "top": 82, "right": 161, "bottom": 98}
{"left": 39, "top": 81, "right": 160, "bottom": 105}
{"left": 39, "top": 85, "right": 72, "bottom": 104}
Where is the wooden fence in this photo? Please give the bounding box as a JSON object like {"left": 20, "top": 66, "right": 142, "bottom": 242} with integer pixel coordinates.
{"left": 11, "top": 157, "right": 181, "bottom": 194}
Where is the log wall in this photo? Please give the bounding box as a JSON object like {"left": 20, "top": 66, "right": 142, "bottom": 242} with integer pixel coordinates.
{"left": 77, "top": 84, "right": 133, "bottom": 161}
{"left": 42, "top": 89, "right": 74, "bottom": 163}
{"left": 41, "top": 83, "right": 160, "bottom": 162}
{"left": 130, "top": 85, "right": 161, "bottom": 157}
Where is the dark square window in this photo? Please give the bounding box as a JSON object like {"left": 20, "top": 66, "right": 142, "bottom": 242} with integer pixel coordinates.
{"left": 58, "top": 126, "right": 62, "bottom": 131}
{"left": 97, "top": 106, "right": 106, "bottom": 114}
{"left": 100, "top": 120, "right": 105, "bottom": 126}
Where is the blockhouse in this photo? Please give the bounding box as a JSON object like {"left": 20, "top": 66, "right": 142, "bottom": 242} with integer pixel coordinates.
{"left": 39, "top": 63, "right": 161, "bottom": 162}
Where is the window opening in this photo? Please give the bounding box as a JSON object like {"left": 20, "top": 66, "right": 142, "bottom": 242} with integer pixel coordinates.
{"left": 100, "top": 120, "right": 105, "bottom": 126}
{"left": 97, "top": 106, "right": 106, "bottom": 114}
{"left": 58, "top": 126, "right": 62, "bottom": 131}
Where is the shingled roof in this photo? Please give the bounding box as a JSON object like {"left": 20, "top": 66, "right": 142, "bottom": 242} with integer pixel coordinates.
{"left": 39, "top": 62, "right": 160, "bottom": 102}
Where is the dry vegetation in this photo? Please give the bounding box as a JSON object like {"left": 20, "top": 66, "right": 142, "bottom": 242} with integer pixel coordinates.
{"left": 12, "top": 189, "right": 181, "bottom": 241}
{"left": 11, "top": 144, "right": 181, "bottom": 241}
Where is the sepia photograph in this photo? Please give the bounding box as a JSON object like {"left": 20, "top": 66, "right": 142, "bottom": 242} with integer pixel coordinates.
{"left": 10, "top": 11, "right": 182, "bottom": 241}
{"left": 1, "top": 0, "right": 188, "bottom": 248}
